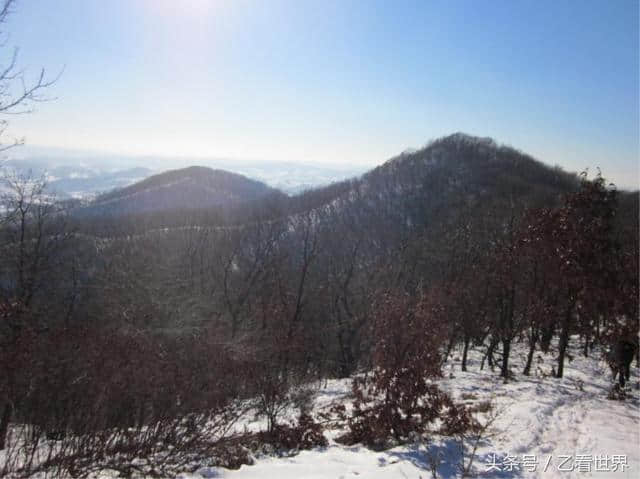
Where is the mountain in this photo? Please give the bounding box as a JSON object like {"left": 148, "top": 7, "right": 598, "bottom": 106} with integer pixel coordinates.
{"left": 5, "top": 148, "right": 366, "bottom": 196}
{"left": 50, "top": 133, "right": 637, "bottom": 344}
{"left": 365, "top": 132, "right": 579, "bottom": 207}
{"left": 11, "top": 133, "right": 637, "bottom": 362}
{"left": 65, "top": 133, "right": 631, "bottom": 238}
{"left": 285, "top": 133, "right": 582, "bottom": 226}
{"left": 74, "top": 166, "right": 282, "bottom": 217}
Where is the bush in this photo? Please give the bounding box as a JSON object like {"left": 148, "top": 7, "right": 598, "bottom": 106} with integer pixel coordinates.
{"left": 337, "top": 289, "right": 458, "bottom": 448}
{"left": 252, "top": 413, "right": 328, "bottom": 453}
{"left": 1, "top": 323, "right": 246, "bottom": 478}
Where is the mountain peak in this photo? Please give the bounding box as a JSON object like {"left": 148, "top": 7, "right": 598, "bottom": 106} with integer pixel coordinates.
{"left": 76, "top": 166, "right": 280, "bottom": 217}
{"left": 439, "top": 132, "right": 497, "bottom": 147}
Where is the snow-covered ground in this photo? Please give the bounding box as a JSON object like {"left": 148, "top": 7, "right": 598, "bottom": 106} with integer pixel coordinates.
{"left": 3, "top": 339, "right": 637, "bottom": 478}
{"left": 176, "top": 339, "right": 639, "bottom": 479}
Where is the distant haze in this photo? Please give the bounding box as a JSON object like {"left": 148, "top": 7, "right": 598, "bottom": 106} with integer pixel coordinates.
{"left": 3, "top": 145, "right": 366, "bottom": 197}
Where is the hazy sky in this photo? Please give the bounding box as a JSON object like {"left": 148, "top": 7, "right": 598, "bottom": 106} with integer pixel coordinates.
{"left": 4, "top": 0, "right": 639, "bottom": 187}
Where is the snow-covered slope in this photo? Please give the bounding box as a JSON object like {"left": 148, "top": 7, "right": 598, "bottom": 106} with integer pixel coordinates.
{"left": 1, "top": 339, "right": 637, "bottom": 478}
{"left": 177, "top": 339, "right": 638, "bottom": 479}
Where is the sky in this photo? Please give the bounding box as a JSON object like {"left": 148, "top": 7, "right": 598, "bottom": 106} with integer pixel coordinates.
{"left": 2, "top": 0, "right": 639, "bottom": 187}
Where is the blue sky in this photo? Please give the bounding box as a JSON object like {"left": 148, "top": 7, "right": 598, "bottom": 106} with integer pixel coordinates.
{"left": 3, "top": 0, "right": 639, "bottom": 187}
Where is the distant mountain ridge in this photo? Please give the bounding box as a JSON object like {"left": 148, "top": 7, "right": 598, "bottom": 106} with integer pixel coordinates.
{"left": 75, "top": 166, "right": 281, "bottom": 217}
{"left": 57, "top": 133, "right": 637, "bottom": 248}
{"left": 3, "top": 151, "right": 366, "bottom": 196}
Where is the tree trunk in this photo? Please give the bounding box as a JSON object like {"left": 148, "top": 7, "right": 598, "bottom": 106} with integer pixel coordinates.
{"left": 523, "top": 329, "right": 538, "bottom": 376}
{"left": 556, "top": 302, "right": 575, "bottom": 378}
{"left": 337, "top": 330, "right": 355, "bottom": 378}
{"left": 487, "top": 338, "right": 497, "bottom": 371}
{"left": 0, "top": 402, "right": 13, "bottom": 450}
{"left": 461, "top": 335, "right": 470, "bottom": 372}
{"left": 501, "top": 338, "right": 511, "bottom": 379}
{"left": 540, "top": 323, "right": 554, "bottom": 353}
{"left": 583, "top": 333, "right": 589, "bottom": 358}
{"left": 443, "top": 333, "right": 456, "bottom": 365}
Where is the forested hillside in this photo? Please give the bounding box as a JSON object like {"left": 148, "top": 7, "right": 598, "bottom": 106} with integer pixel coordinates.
{"left": 72, "top": 166, "right": 282, "bottom": 217}
{"left": 0, "top": 134, "right": 638, "bottom": 478}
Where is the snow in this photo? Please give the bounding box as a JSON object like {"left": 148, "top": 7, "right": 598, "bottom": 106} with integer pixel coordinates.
{"left": 3, "top": 339, "right": 638, "bottom": 478}
{"left": 177, "top": 340, "right": 639, "bottom": 479}
{"left": 214, "top": 445, "right": 435, "bottom": 479}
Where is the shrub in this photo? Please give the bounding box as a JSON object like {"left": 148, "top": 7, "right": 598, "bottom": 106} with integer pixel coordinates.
{"left": 1, "top": 323, "right": 246, "bottom": 478}
{"left": 338, "top": 289, "right": 456, "bottom": 448}
{"left": 252, "top": 413, "right": 328, "bottom": 453}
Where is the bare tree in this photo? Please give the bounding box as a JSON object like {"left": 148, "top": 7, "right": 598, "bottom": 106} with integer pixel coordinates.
{"left": 0, "top": 172, "right": 74, "bottom": 450}
{"left": 0, "top": 0, "right": 59, "bottom": 154}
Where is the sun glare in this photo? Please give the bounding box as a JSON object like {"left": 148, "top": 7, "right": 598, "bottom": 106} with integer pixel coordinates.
{"left": 150, "top": 0, "right": 218, "bottom": 17}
